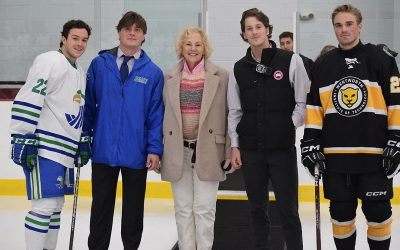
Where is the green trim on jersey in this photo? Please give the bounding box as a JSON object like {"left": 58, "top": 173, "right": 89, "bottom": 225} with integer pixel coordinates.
{"left": 11, "top": 107, "right": 40, "bottom": 118}
{"left": 58, "top": 49, "right": 77, "bottom": 69}
{"left": 38, "top": 137, "right": 78, "bottom": 153}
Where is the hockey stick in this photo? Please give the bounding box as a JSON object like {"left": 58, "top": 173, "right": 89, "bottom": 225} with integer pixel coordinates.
{"left": 315, "top": 164, "right": 321, "bottom": 250}
{"left": 69, "top": 158, "right": 81, "bottom": 250}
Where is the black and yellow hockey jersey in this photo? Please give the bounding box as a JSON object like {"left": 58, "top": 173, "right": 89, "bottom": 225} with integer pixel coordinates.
{"left": 304, "top": 42, "right": 400, "bottom": 174}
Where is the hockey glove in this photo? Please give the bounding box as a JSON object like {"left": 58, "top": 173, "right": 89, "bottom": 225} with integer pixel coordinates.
{"left": 382, "top": 134, "right": 400, "bottom": 179}
{"left": 300, "top": 138, "right": 326, "bottom": 179}
{"left": 75, "top": 131, "right": 91, "bottom": 167}
{"left": 11, "top": 134, "right": 38, "bottom": 171}
{"left": 221, "top": 159, "right": 235, "bottom": 174}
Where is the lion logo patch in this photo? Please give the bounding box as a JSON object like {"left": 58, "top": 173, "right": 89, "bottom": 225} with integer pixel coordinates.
{"left": 332, "top": 77, "right": 367, "bottom": 117}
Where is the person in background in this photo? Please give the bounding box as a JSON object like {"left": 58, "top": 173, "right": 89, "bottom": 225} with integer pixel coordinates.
{"left": 228, "top": 8, "right": 309, "bottom": 250}
{"left": 161, "top": 26, "right": 231, "bottom": 250}
{"left": 9, "top": 19, "right": 91, "bottom": 250}
{"left": 301, "top": 4, "right": 400, "bottom": 250}
{"left": 84, "top": 11, "right": 164, "bottom": 250}
{"left": 279, "top": 31, "right": 314, "bottom": 79}
{"left": 316, "top": 44, "right": 336, "bottom": 60}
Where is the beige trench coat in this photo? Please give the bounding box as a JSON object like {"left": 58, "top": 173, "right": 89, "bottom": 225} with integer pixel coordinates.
{"left": 161, "top": 60, "right": 230, "bottom": 182}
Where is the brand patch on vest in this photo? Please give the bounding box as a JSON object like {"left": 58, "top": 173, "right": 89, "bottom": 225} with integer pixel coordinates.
{"left": 273, "top": 70, "right": 283, "bottom": 80}
{"left": 332, "top": 76, "right": 368, "bottom": 117}
{"left": 134, "top": 76, "right": 148, "bottom": 84}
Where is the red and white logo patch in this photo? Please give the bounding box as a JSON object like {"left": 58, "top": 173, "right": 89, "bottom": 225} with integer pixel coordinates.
{"left": 273, "top": 70, "right": 283, "bottom": 80}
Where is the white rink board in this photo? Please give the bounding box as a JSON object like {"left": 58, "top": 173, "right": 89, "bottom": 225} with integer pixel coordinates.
{"left": 1, "top": 101, "right": 399, "bottom": 186}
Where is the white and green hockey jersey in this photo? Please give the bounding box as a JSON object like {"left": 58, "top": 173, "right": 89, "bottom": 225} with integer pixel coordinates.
{"left": 10, "top": 50, "right": 86, "bottom": 168}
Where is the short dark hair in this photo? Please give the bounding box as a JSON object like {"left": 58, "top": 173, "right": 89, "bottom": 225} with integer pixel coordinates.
{"left": 279, "top": 31, "right": 293, "bottom": 41}
{"left": 116, "top": 11, "right": 147, "bottom": 44}
{"left": 331, "top": 4, "right": 362, "bottom": 25}
{"left": 60, "top": 20, "right": 91, "bottom": 48}
{"left": 240, "top": 8, "right": 273, "bottom": 42}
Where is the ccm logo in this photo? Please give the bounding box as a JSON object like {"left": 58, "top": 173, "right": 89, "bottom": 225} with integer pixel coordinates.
{"left": 301, "top": 145, "right": 320, "bottom": 153}
{"left": 388, "top": 140, "right": 400, "bottom": 148}
{"left": 366, "top": 191, "right": 387, "bottom": 197}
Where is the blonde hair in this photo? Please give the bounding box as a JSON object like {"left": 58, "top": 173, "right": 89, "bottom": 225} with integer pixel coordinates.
{"left": 175, "top": 27, "right": 212, "bottom": 59}
{"left": 331, "top": 4, "right": 362, "bottom": 24}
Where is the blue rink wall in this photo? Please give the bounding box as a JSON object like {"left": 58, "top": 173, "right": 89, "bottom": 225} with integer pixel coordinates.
{"left": 1, "top": 101, "right": 400, "bottom": 203}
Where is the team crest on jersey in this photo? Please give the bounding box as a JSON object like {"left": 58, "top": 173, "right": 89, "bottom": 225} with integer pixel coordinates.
{"left": 65, "top": 90, "right": 85, "bottom": 129}
{"left": 332, "top": 76, "right": 368, "bottom": 117}
{"left": 345, "top": 57, "right": 361, "bottom": 69}
{"left": 273, "top": 70, "right": 283, "bottom": 80}
{"left": 56, "top": 176, "right": 64, "bottom": 189}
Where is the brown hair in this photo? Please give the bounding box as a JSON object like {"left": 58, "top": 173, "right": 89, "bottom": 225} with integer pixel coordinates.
{"left": 116, "top": 11, "right": 147, "bottom": 44}
{"left": 240, "top": 8, "right": 273, "bottom": 42}
{"left": 279, "top": 31, "right": 293, "bottom": 41}
{"left": 331, "top": 4, "right": 362, "bottom": 25}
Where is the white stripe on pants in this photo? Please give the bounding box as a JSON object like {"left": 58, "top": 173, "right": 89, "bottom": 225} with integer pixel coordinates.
{"left": 172, "top": 146, "right": 219, "bottom": 250}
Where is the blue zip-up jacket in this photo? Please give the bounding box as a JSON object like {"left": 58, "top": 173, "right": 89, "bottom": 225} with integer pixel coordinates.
{"left": 83, "top": 47, "right": 164, "bottom": 169}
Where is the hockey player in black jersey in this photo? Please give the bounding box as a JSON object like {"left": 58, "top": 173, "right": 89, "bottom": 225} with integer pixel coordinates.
{"left": 301, "top": 4, "right": 400, "bottom": 250}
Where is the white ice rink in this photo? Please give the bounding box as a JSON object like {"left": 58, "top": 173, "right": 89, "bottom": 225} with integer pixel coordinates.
{"left": 1, "top": 196, "right": 399, "bottom": 250}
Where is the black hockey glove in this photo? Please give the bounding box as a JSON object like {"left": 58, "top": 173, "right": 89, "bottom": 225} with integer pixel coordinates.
{"left": 300, "top": 138, "right": 326, "bottom": 179}
{"left": 382, "top": 134, "right": 400, "bottom": 179}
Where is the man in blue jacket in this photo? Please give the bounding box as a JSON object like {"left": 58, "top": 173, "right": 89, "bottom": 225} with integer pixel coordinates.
{"left": 84, "top": 11, "right": 164, "bottom": 250}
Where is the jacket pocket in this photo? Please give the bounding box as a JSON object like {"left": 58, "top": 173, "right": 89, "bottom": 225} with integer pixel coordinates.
{"left": 215, "top": 134, "right": 226, "bottom": 144}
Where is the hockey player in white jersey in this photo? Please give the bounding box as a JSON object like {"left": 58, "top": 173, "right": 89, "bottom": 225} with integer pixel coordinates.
{"left": 9, "top": 20, "right": 91, "bottom": 250}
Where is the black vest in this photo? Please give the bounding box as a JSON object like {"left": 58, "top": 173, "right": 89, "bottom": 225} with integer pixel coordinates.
{"left": 234, "top": 46, "right": 295, "bottom": 151}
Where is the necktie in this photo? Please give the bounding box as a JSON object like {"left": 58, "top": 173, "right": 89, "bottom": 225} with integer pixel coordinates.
{"left": 120, "top": 55, "right": 134, "bottom": 83}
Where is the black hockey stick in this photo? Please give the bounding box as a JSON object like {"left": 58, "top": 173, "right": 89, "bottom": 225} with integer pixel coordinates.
{"left": 315, "top": 164, "right": 321, "bottom": 250}
{"left": 69, "top": 158, "right": 81, "bottom": 250}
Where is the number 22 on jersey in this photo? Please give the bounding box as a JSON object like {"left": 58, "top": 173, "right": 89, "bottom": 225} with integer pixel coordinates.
{"left": 32, "top": 78, "right": 47, "bottom": 96}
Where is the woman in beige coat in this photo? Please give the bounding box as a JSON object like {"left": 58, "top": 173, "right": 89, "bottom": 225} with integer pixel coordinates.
{"left": 161, "top": 27, "right": 231, "bottom": 250}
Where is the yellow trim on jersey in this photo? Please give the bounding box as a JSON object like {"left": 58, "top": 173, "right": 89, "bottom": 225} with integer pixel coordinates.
{"left": 319, "top": 80, "right": 387, "bottom": 115}
{"left": 324, "top": 147, "right": 383, "bottom": 154}
{"left": 367, "top": 218, "right": 392, "bottom": 241}
{"left": 331, "top": 219, "right": 356, "bottom": 239}
{"left": 319, "top": 88, "right": 332, "bottom": 112}
{"left": 388, "top": 105, "right": 400, "bottom": 127}
{"left": 367, "top": 84, "right": 387, "bottom": 110}
{"left": 305, "top": 105, "right": 323, "bottom": 128}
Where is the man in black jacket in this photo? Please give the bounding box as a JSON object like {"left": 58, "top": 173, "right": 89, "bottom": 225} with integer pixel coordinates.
{"left": 228, "top": 8, "right": 309, "bottom": 250}
{"left": 279, "top": 31, "right": 314, "bottom": 79}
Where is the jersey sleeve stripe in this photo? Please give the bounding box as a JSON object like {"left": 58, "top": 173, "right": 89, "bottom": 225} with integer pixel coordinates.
{"left": 319, "top": 90, "right": 331, "bottom": 111}
{"left": 305, "top": 105, "right": 323, "bottom": 127}
{"left": 367, "top": 86, "right": 387, "bottom": 110}
{"left": 11, "top": 115, "right": 38, "bottom": 125}
{"left": 319, "top": 84, "right": 334, "bottom": 94}
{"left": 388, "top": 105, "right": 400, "bottom": 127}
{"left": 305, "top": 124, "right": 323, "bottom": 130}
{"left": 13, "top": 101, "right": 42, "bottom": 110}
{"left": 11, "top": 108, "right": 40, "bottom": 118}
